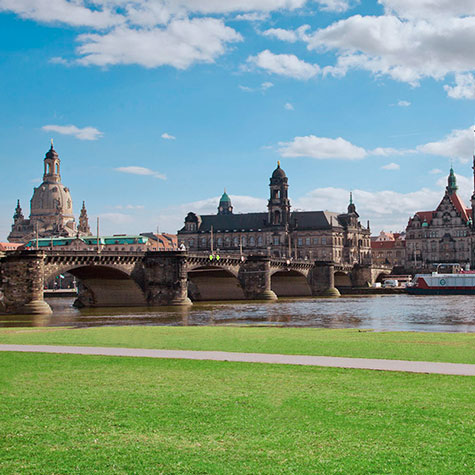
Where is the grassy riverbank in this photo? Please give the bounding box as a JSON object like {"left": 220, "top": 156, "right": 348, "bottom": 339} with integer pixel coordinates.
{"left": 1, "top": 352, "right": 473, "bottom": 474}
{"left": 1, "top": 326, "right": 474, "bottom": 363}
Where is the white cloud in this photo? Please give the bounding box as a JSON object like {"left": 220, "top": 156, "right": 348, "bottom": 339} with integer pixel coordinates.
{"left": 49, "top": 56, "right": 69, "bottom": 65}
{"left": 303, "top": 13, "right": 475, "bottom": 87}
{"left": 444, "top": 73, "right": 475, "bottom": 100}
{"left": 284, "top": 102, "right": 294, "bottom": 110}
{"left": 247, "top": 50, "right": 320, "bottom": 80}
{"left": 279, "top": 135, "right": 367, "bottom": 160}
{"left": 397, "top": 100, "right": 411, "bottom": 107}
{"left": 261, "top": 81, "right": 274, "bottom": 90}
{"left": 239, "top": 85, "right": 254, "bottom": 92}
{"left": 380, "top": 0, "right": 475, "bottom": 20}
{"left": 233, "top": 12, "right": 270, "bottom": 22}
{"left": 77, "top": 18, "right": 242, "bottom": 69}
{"left": 417, "top": 126, "right": 474, "bottom": 162}
{"left": 42, "top": 124, "right": 103, "bottom": 141}
{"left": 381, "top": 162, "right": 400, "bottom": 170}
{"left": 429, "top": 168, "right": 443, "bottom": 174}
{"left": 262, "top": 28, "right": 299, "bottom": 43}
{"left": 161, "top": 132, "right": 176, "bottom": 140}
{"left": 115, "top": 166, "right": 166, "bottom": 180}
{"left": 294, "top": 186, "right": 443, "bottom": 232}
{"left": 0, "top": 0, "right": 124, "bottom": 28}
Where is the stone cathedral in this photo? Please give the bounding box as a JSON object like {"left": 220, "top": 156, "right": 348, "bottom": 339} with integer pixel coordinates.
{"left": 8, "top": 142, "right": 92, "bottom": 243}
{"left": 178, "top": 162, "right": 371, "bottom": 264}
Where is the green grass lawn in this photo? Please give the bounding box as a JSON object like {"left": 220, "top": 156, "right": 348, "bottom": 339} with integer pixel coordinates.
{"left": 1, "top": 326, "right": 474, "bottom": 363}
{"left": 0, "top": 352, "right": 474, "bottom": 474}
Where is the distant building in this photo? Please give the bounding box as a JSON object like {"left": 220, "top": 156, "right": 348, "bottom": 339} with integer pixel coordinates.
{"left": 8, "top": 142, "right": 92, "bottom": 243}
{"left": 178, "top": 162, "right": 371, "bottom": 263}
{"left": 371, "top": 231, "right": 406, "bottom": 268}
{"left": 405, "top": 167, "right": 473, "bottom": 270}
{"left": 141, "top": 233, "right": 177, "bottom": 251}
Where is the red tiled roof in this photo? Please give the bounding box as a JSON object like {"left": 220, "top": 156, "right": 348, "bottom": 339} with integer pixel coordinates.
{"left": 449, "top": 193, "right": 470, "bottom": 222}
{"left": 415, "top": 211, "right": 434, "bottom": 224}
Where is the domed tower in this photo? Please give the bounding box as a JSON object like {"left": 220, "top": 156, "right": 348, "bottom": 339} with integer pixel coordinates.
{"left": 472, "top": 155, "right": 475, "bottom": 229}
{"left": 268, "top": 161, "right": 291, "bottom": 226}
{"left": 8, "top": 142, "right": 80, "bottom": 242}
{"left": 447, "top": 167, "right": 458, "bottom": 195}
{"left": 218, "top": 189, "right": 233, "bottom": 215}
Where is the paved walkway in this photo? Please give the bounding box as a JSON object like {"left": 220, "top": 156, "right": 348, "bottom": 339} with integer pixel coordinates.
{"left": 1, "top": 344, "right": 474, "bottom": 376}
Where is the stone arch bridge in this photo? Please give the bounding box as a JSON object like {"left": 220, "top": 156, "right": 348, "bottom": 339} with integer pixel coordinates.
{"left": 0, "top": 250, "right": 390, "bottom": 314}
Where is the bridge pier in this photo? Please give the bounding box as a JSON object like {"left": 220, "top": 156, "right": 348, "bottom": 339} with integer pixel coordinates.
{"left": 239, "top": 256, "right": 278, "bottom": 301}
{"left": 0, "top": 251, "right": 52, "bottom": 314}
{"left": 309, "top": 261, "right": 340, "bottom": 297}
{"left": 143, "top": 251, "right": 192, "bottom": 306}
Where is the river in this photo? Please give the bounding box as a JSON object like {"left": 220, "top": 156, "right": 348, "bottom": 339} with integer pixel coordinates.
{"left": 1, "top": 295, "right": 474, "bottom": 332}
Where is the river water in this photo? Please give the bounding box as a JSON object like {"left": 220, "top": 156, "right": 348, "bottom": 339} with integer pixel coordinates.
{"left": 1, "top": 295, "right": 474, "bottom": 332}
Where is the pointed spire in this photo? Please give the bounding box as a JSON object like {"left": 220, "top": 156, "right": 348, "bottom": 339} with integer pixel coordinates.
{"left": 349, "top": 191, "right": 353, "bottom": 205}
{"left": 50, "top": 138, "right": 54, "bottom": 149}
{"left": 277, "top": 160, "right": 280, "bottom": 167}
{"left": 447, "top": 166, "right": 458, "bottom": 195}
{"left": 78, "top": 201, "right": 91, "bottom": 235}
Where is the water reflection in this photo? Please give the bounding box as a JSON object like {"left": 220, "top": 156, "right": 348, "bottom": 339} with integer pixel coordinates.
{"left": 1, "top": 295, "right": 474, "bottom": 332}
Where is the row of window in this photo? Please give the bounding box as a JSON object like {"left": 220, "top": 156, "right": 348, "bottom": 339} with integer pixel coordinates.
{"left": 409, "top": 229, "right": 469, "bottom": 239}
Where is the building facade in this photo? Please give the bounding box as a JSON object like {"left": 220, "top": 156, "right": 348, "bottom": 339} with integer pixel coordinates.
{"left": 178, "top": 163, "right": 371, "bottom": 264}
{"left": 405, "top": 167, "right": 473, "bottom": 270}
{"left": 371, "top": 231, "right": 406, "bottom": 268}
{"left": 8, "top": 142, "right": 92, "bottom": 243}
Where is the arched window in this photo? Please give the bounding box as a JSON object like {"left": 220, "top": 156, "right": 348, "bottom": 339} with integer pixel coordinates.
{"left": 233, "top": 237, "right": 239, "bottom": 247}
{"left": 273, "top": 210, "right": 280, "bottom": 224}
{"left": 56, "top": 163, "right": 60, "bottom": 174}
{"left": 201, "top": 238, "right": 207, "bottom": 247}
{"left": 225, "top": 237, "right": 231, "bottom": 247}
{"left": 189, "top": 239, "right": 194, "bottom": 247}
{"left": 217, "top": 237, "right": 223, "bottom": 247}
{"left": 242, "top": 237, "right": 247, "bottom": 247}
{"left": 257, "top": 236, "right": 263, "bottom": 246}
{"left": 249, "top": 236, "right": 255, "bottom": 246}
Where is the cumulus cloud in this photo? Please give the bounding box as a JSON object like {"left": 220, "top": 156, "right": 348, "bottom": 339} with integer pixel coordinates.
{"left": 294, "top": 186, "right": 443, "bottom": 232}
{"left": 380, "top": 0, "right": 475, "bottom": 20}
{"left": 284, "top": 102, "right": 294, "bottom": 110}
{"left": 42, "top": 124, "right": 103, "bottom": 141}
{"left": 233, "top": 12, "right": 270, "bottom": 22}
{"left": 444, "top": 73, "right": 475, "bottom": 100}
{"left": 161, "top": 132, "right": 176, "bottom": 140}
{"left": 76, "top": 18, "right": 242, "bottom": 68}
{"left": 397, "top": 100, "right": 411, "bottom": 107}
{"left": 262, "top": 28, "right": 299, "bottom": 43}
{"left": 0, "top": 0, "right": 124, "bottom": 28}
{"left": 247, "top": 50, "right": 320, "bottom": 80}
{"left": 115, "top": 166, "right": 166, "bottom": 180}
{"left": 417, "top": 126, "right": 474, "bottom": 162}
{"left": 279, "top": 135, "right": 367, "bottom": 160}
{"left": 381, "top": 162, "right": 400, "bottom": 170}
{"left": 299, "top": 12, "right": 475, "bottom": 87}
{"left": 261, "top": 81, "right": 274, "bottom": 90}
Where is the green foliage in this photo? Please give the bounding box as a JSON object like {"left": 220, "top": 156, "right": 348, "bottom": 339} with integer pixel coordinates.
{"left": 1, "top": 326, "right": 474, "bottom": 363}
{"left": 0, "top": 352, "right": 474, "bottom": 474}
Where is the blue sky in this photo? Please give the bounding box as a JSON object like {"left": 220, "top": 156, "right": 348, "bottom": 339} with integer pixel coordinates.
{"left": 2, "top": 0, "right": 475, "bottom": 240}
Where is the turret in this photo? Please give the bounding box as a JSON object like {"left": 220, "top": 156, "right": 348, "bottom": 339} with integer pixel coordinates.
{"left": 268, "top": 161, "right": 291, "bottom": 226}
{"left": 78, "top": 201, "right": 91, "bottom": 235}
{"left": 446, "top": 166, "right": 458, "bottom": 195}
{"left": 218, "top": 189, "right": 233, "bottom": 215}
{"left": 13, "top": 200, "right": 24, "bottom": 224}
{"left": 472, "top": 155, "right": 475, "bottom": 229}
{"left": 43, "top": 139, "right": 61, "bottom": 184}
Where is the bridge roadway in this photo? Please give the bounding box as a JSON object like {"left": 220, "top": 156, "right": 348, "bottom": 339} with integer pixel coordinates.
{"left": 0, "top": 249, "right": 389, "bottom": 314}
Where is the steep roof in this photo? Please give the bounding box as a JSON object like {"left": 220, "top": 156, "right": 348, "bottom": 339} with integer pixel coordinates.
{"left": 448, "top": 192, "right": 470, "bottom": 222}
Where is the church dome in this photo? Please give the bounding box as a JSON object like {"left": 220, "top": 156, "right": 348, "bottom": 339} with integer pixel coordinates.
{"left": 272, "top": 161, "right": 286, "bottom": 179}
{"left": 30, "top": 183, "right": 74, "bottom": 218}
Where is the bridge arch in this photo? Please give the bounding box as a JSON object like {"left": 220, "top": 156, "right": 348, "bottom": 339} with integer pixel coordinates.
{"left": 270, "top": 268, "right": 312, "bottom": 297}
{"left": 334, "top": 271, "right": 352, "bottom": 288}
{"left": 44, "top": 263, "right": 146, "bottom": 308}
{"left": 187, "top": 265, "right": 245, "bottom": 301}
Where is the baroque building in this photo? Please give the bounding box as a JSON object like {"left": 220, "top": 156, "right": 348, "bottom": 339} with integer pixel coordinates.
{"left": 178, "top": 162, "right": 371, "bottom": 264}
{"left": 8, "top": 142, "right": 92, "bottom": 243}
{"left": 405, "top": 167, "right": 473, "bottom": 269}
{"left": 371, "top": 231, "right": 406, "bottom": 268}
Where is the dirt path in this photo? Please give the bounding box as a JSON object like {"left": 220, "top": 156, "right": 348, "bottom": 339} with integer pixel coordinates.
{"left": 1, "top": 344, "right": 474, "bottom": 376}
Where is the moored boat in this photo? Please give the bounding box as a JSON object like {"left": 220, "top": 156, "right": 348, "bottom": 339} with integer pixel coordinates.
{"left": 407, "top": 270, "right": 475, "bottom": 295}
